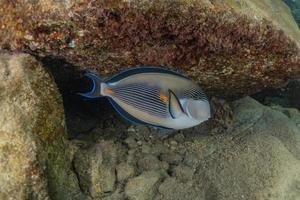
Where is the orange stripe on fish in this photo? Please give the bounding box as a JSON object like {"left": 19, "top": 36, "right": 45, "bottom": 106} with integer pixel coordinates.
{"left": 104, "top": 87, "right": 114, "bottom": 95}
{"left": 159, "top": 92, "right": 169, "bottom": 104}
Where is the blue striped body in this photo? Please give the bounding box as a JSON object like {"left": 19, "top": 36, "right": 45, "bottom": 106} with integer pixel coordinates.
{"left": 79, "top": 67, "right": 211, "bottom": 130}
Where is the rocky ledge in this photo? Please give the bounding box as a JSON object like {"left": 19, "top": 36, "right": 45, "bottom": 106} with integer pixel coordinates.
{"left": 0, "top": 0, "right": 300, "bottom": 98}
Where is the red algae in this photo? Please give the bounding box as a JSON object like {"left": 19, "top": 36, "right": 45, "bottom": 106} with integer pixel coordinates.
{"left": 0, "top": 0, "right": 299, "bottom": 99}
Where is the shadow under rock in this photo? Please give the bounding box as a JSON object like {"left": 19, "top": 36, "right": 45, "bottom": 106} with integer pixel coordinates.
{"left": 39, "top": 57, "right": 129, "bottom": 139}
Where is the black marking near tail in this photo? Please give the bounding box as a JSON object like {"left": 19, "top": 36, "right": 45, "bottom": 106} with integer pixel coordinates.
{"left": 78, "top": 73, "right": 103, "bottom": 98}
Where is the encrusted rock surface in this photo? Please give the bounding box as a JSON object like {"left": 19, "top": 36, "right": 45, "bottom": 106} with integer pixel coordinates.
{"left": 0, "top": 0, "right": 299, "bottom": 98}
{"left": 73, "top": 141, "right": 118, "bottom": 198}
{"left": 0, "top": 53, "right": 84, "bottom": 200}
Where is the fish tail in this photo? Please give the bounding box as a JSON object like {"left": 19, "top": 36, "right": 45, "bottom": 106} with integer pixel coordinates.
{"left": 78, "top": 72, "right": 104, "bottom": 98}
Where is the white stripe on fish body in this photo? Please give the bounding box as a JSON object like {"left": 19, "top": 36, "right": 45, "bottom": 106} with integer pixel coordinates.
{"left": 122, "top": 73, "right": 205, "bottom": 100}
{"left": 100, "top": 72, "right": 210, "bottom": 130}
{"left": 111, "top": 96, "right": 204, "bottom": 129}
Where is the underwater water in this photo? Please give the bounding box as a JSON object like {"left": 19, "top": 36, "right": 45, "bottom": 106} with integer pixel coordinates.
{"left": 0, "top": 0, "right": 300, "bottom": 200}
{"left": 284, "top": 0, "right": 300, "bottom": 27}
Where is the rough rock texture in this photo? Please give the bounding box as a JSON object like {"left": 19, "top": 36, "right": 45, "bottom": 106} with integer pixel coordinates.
{"left": 213, "top": 0, "right": 300, "bottom": 47}
{"left": 125, "top": 170, "right": 165, "bottom": 200}
{"left": 197, "top": 97, "right": 300, "bottom": 200}
{"left": 73, "top": 141, "right": 118, "bottom": 198}
{"left": 69, "top": 96, "right": 300, "bottom": 200}
{"left": 0, "top": 53, "right": 84, "bottom": 200}
{"left": 0, "top": 0, "right": 300, "bottom": 98}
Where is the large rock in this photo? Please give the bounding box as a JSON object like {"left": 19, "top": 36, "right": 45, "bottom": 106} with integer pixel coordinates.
{"left": 212, "top": 0, "right": 300, "bottom": 47}
{"left": 0, "top": 0, "right": 299, "bottom": 98}
{"left": 0, "top": 53, "right": 84, "bottom": 200}
{"left": 125, "top": 170, "right": 164, "bottom": 200}
{"left": 73, "top": 141, "right": 118, "bottom": 198}
{"left": 194, "top": 97, "right": 300, "bottom": 200}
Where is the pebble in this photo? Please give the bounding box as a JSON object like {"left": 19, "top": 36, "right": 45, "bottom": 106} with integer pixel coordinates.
{"left": 116, "top": 162, "right": 135, "bottom": 181}
{"left": 125, "top": 170, "right": 163, "bottom": 200}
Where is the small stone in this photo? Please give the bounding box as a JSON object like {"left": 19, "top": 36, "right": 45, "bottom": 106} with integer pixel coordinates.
{"left": 141, "top": 144, "right": 152, "bottom": 154}
{"left": 151, "top": 143, "right": 170, "bottom": 155}
{"left": 116, "top": 163, "right": 135, "bottom": 181}
{"left": 127, "top": 149, "right": 137, "bottom": 165}
{"left": 125, "top": 170, "right": 163, "bottom": 200}
{"left": 127, "top": 126, "right": 137, "bottom": 133}
{"left": 73, "top": 141, "right": 117, "bottom": 198}
{"left": 171, "top": 164, "right": 194, "bottom": 182}
{"left": 183, "top": 153, "right": 200, "bottom": 168}
{"left": 173, "top": 133, "right": 185, "bottom": 143}
{"left": 77, "top": 30, "right": 86, "bottom": 37}
{"left": 125, "top": 137, "right": 138, "bottom": 149}
{"left": 138, "top": 155, "right": 163, "bottom": 171}
{"left": 169, "top": 140, "right": 178, "bottom": 146}
{"left": 160, "top": 153, "right": 182, "bottom": 165}
{"left": 158, "top": 177, "right": 201, "bottom": 200}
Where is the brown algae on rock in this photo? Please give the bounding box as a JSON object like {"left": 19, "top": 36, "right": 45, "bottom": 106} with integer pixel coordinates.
{"left": 0, "top": 0, "right": 299, "bottom": 98}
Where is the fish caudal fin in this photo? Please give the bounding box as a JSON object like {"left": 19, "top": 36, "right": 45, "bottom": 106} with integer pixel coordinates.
{"left": 78, "top": 73, "right": 104, "bottom": 98}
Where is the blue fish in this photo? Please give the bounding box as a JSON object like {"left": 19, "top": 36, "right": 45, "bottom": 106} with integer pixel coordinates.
{"left": 79, "top": 67, "right": 211, "bottom": 130}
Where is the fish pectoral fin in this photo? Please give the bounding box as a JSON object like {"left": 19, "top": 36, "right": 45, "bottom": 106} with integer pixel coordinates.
{"left": 168, "top": 89, "right": 185, "bottom": 119}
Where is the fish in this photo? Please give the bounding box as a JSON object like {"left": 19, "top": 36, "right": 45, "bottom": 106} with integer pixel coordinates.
{"left": 78, "top": 66, "right": 211, "bottom": 130}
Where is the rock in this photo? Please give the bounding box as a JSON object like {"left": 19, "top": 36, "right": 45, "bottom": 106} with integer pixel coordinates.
{"left": 212, "top": 0, "right": 300, "bottom": 47}
{"left": 73, "top": 141, "right": 117, "bottom": 198}
{"left": 125, "top": 170, "right": 164, "bottom": 200}
{"left": 0, "top": 53, "right": 84, "bottom": 200}
{"left": 173, "top": 133, "right": 185, "bottom": 143}
{"left": 232, "top": 97, "right": 300, "bottom": 159}
{"left": 124, "top": 137, "right": 138, "bottom": 149}
{"left": 141, "top": 143, "right": 152, "bottom": 154}
{"left": 159, "top": 152, "right": 183, "bottom": 165}
{"left": 150, "top": 143, "right": 170, "bottom": 155}
{"left": 183, "top": 153, "right": 202, "bottom": 169}
{"left": 138, "top": 155, "right": 169, "bottom": 171}
{"left": 1, "top": 0, "right": 299, "bottom": 99}
{"left": 171, "top": 164, "right": 194, "bottom": 182}
{"left": 157, "top": 178, "right": 204, "bottom": 200}
{"left": 116, "top": 162, "right": 135, "bottom": 181}
{"left": 192, "top": 97, "right": 300, "bottom": 200}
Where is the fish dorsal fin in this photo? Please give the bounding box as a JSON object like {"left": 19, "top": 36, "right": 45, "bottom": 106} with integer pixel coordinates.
{"left": 106, "top": 66, "right": 190, "bottom": 83}
{"left": 169, "top": 90, "right": 186, "bottom": 119}
{"left": 107, "top": 97, "right": 173, "bottom": 130}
